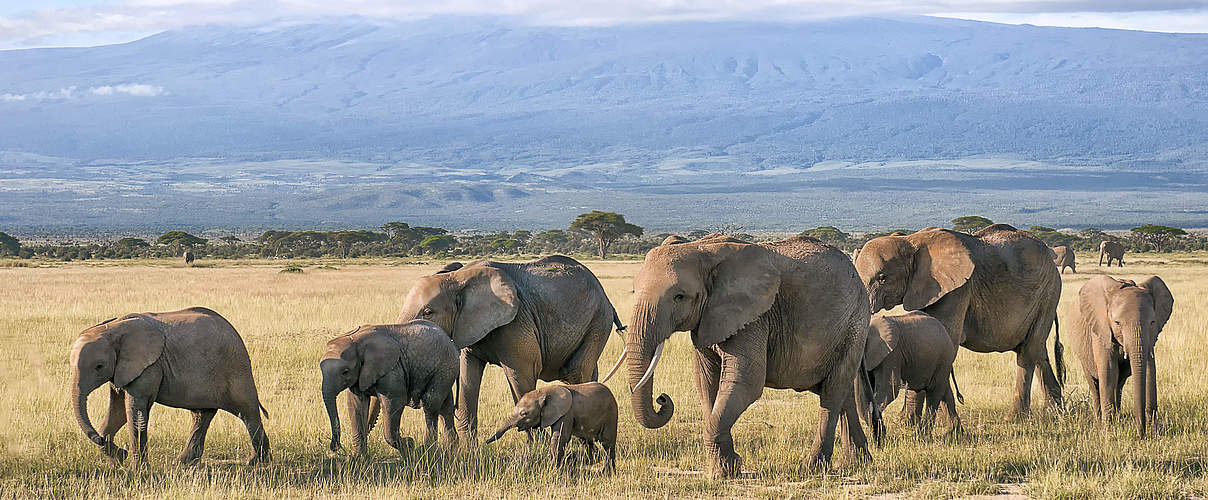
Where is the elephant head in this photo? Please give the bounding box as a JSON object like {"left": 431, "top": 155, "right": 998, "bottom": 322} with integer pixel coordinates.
{"left": 1081, "top": 275, "right": 1173, "bottom": 437}
{"left": 70, "top": 316, "right": 165, "bottom": 448}
{"left": 624, "top": 240, "right": 779, "bottom": 429}
{"left": 855, "top": 230, "right": 974, "bottom": 313}
{"left": 397, "top": 263, "right": 519, "bottom": 349}
{"left": 483, "top": 385, "right": 572, "bottom": 444}
{"left": 319, "top": 328, "right": 404, "bottom": 451}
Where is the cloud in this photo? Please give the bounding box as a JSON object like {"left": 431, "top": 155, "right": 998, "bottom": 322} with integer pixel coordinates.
{"left": 1, "top": 0, "right": 1207, "bottom": 48}
{"left": 1, "top": 83, "right": 165, "bottom": 102}
{"left": 89, "top": 83, "right": 165, "bottom": 96}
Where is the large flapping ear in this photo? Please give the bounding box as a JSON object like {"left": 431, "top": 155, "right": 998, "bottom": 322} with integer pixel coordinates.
{"left": 111, "top": 317, "right": 165, "bottom": 388}
{"left": 696, "top": 244, "right": 781, "bottom": 347}
{"left": 451, "top": 267, "right": 519, "bottom": 348}
{"left": 357, "top": 330, "right": 403, "bottom": 390}
{"left": 539, "top": 385, "right": 573, "bottom": 427}
{"left": 863, "top": 318, "right": 899, "bottom": 369}
{"left": 436, "top": 262, "right": 463, "bottom": 274}
{"left": 1139, "top": 276, "right": 1174, "bottom": 333}
{"left": 903, "top": 231, "right": 975, "bottom": 310}
{"left": 1078, "top": 276, "right": 1117, "bottom": 347}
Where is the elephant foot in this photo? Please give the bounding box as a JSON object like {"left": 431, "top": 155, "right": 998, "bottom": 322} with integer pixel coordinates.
{"left": 803, "top": 452, "right": 832, "bottom": 474}
{"left": 177, "top": 452, "right": 202, "bottom": 466}
{"left": 836, "top": 446, "right": 871, "bottom": 469}
{"left": 707, "top": 451, "right": 742, "bottom": 480}
{"left": 245, "top": 451, "right": 271, "bottom": 466}
{"left": 103, "top": 442, "right": 127, "bottom": 464}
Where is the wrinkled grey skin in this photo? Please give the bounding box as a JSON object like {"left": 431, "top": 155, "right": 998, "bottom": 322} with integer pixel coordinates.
{"left": 1068, "top": 276, "right": 1173, "bottom": 438}
{"left": 70, "top": 307, "right": 269, "bottom": 465}
{"left": 855, "top": 225, "right": 1063, "bottom": 418}
{"left": 484, "top": 382, "right": 618, "bottom": 474}
{"left": 1099, "top": 241, "right": 1126, "bottom": 267}
{"left": 1051, "top": 246, "right": 1076, "bottom": 274}
{"left": 626, "top": 234, "right": 871, "bottom": 478}
{"left": 396, "top": 255, "right": 623, "bottom": 443}
{"left": 856, "top": 312, "right": 961, "bottom": 440}
{"left": 320, "top": 320, "right": 459, "bottom": 456}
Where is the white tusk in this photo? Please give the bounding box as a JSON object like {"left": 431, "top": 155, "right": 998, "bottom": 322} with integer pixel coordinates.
{"left": 600, "top": 345, "right": 628, "bottom": 384}
{"left": 630, "top": 342, "right": 664, "bottom": 393}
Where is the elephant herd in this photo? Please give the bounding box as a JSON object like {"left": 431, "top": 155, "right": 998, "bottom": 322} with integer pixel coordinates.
{"left": 69, "top": 226, "right": 1175, "bottom": 479}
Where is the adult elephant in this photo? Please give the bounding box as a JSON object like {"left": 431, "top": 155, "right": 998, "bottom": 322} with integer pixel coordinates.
{"left": 1099, "top": 240, "right": 1126, "bottom": 267}
{"left": 623, "top": 234, "right": 872, "bottom": 478}
{"left": 855, "top": 225, "right": 1063, "bottom": 417}
{"left": 396, "top": 255, "right": 623, "bottom": 442}
{"left": 1051, "top": 246, "right": 1076, "bottom": 274}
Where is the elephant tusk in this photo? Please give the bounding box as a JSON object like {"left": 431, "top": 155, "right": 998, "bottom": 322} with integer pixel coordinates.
{"left": 631, "top": 341, "right": 664, "bottom": 393}
{"left": 600, "top": 345, "right": 628, "bottom": 384}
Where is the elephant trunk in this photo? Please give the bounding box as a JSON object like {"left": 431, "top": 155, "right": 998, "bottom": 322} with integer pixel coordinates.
{"left": 322, "top": 384, "right": 342, "bottom": 452}
{"left": 483, "top": 413, "right": 522, "bottom": 444}
{"left": 625, "top": 306, "right": 674, "bottom": 429}
{"left": 1146, "top": 355, "right": 1157, "bottom": 417}
{"left": 73, "top": 383, "right": 104, "bottom": 447}
{"left": 1125, "top": 325, "right": 1147, "bottom": 438}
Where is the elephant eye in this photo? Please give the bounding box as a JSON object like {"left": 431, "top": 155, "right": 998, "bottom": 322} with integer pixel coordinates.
{"left": 876, "top": 273, "right": 887, "bottom": 283}
{"left": 422, "top": 307, "right": 433, "bottom": 316}
{"left": 673, "top": 293, "right": 685, "bottom": 302}
{"left": 1114, "top": 320, "right": 1121, "bottom": 326}
{"left": 95, "top": 362, "right": 103, "bottom": 370}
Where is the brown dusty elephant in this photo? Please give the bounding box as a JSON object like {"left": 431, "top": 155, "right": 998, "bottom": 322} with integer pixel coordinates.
{"left": 1068, "top": 275, "right": 1173, "bottom": 438}
{"left": 856, "top": 312, "right": 961, "bottom": 440}
{"left": 320, "top": 320, "right": 459, "bottom": 457}
{"left": 855, "top": 225, "right": 1063, "bottom": 418}
{"left": 484, "top": 382, "right": 618, "bottom": 473}
{"left": 621, "top": 234, "right": 872, "bottom": 478}
{"left": 70, "top": 307, "right": 269, "bottom": 465}
{"left": 396, "top": 255, "right": 623, "bottom": 442}
{"left": 1051, "top": 245, "right": 1076, "bottom": 274}
{"left": 1099, "top": 240, "right": 1126, "bottom": 267}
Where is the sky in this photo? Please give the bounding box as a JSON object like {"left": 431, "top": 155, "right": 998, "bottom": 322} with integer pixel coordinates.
{"left": 1, "top": 0, "right": 1206, "bottom": 49}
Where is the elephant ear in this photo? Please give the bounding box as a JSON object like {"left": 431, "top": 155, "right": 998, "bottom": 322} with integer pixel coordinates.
{"left": 903, "top": 231, "right": 975, "bottom": 311}
{"left": 436, "top": 262, "right": 463, "bottom": 274}
{"left": 111, "top": 317, "right": 165, "bottom": 389}
{"left": 357, "top": 330, "right": 402, "bottom": 390}
{"left": 539, "top": 385, "right": 573, "bottom": 428}
{"left": 1139, "top": 276, "right": 1174, "bottom": 333}
{"left": 1078, "top": 276, "right": 1116, "bottom": 348}
{"left": 863, "top": 319, "right": 898, "bottom": 369}
{"left": 696, "top": 245, "right": 781, "bottom": 348}
{"left": 451, "top": 266, "right": 519, "bottom": 348}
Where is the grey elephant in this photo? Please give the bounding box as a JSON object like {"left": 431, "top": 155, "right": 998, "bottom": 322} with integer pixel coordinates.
{"left": 70, "top": 307, "right": 269, "bottom": 465}
{"left": 183, "top": 250, "right": 195, "bottom": 266}
{"left": 622, "top": 234, "right": 872, "bottom": 478}
{"left": 1068, "top": 275, "right": 1173, "bottom": 438}
{"left": 856, "top": 312, "right": 961, "bottom": 440}
{"left": 484, "top": 382, "right": 618, "bottom": 473}
{"left": 320, "top": 320, "right": 459, "bottom": 456}
{"left": 396, "top": 255, "right": 623, "bottom": 442}
{"left": 1051, "top": 245, "right": 1076, "bottom": 274}
{"left": 855, "top": 225, "right": 1063, "bottom": 418}
{"left": 1099, "top": 240, "right": 1126, "bottom": 267}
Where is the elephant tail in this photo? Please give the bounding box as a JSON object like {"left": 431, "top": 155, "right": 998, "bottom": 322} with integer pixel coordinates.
{"left": 1053, "top": 314, "right": 1066, "bottom": 388}
{"left": 259, "top": 403, "right": 270, "bottom": 419}
{"left": 367, "top": 396, "right": 382, "bottom": 432}
{"left": 950, "top": 371, "right": 965, "bottom": 405}
{"left": 859, "top": 358, "right": 883, "bottom": 447}
{"left": 612, "top": 308, "right": 626, "bottom": 334}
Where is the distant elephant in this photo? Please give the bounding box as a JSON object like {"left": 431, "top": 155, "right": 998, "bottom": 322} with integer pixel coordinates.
{"left": 1068, "top": 275, "right": 1173, "bottom": 438}
{"left": 183, "top": 250, "right": 195, "bottom": 265}
{"left": 485, "top": 382, "right": 618, "bottom": 473}
{"left": 623, "top": 234, "right": 872, "bottom": 477}
{"left": 396, "top": 255, "right": 623, "bottom": 442}
{"left": 856, "top": 312, "right": 961, "bottom": 440}
{"left": 855, "top": 225, "right": 1063, "bottom": 418}
{"left": 320, "top": 320, "right": 458, "bottom": 456}
{"left": 70, "top": 307, "right": 269, "bottom": 465}
{"left": 1099, "top": 241, "right": 1125, "bottom": 267}
{"left": 1051, "top": 246, "right": 1076, "bottom": 274}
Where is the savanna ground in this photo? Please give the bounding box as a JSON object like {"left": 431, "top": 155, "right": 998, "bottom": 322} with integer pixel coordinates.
{"left": 1, "top": 253, "right": 1206, "bottom": 499}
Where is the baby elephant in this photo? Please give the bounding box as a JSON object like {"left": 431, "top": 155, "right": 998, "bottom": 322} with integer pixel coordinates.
{"left": 857, "top": 311, "right": 961, "bottom": 440}
{"left": 70, "top": 307, "right": 270, "bottom": 465}
{"left": 320, "top": 320, "right": 459, "bottom": 456}
{"left": 484, "top": 382, "right": 618, "bottom": 473}
{"left": 1069, "top": 275, "right": 1173, "bottom": 438}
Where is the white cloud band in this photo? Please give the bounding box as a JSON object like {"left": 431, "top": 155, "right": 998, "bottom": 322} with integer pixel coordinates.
{"left": 1, "top": 83, "right": 165, "bottom": 102}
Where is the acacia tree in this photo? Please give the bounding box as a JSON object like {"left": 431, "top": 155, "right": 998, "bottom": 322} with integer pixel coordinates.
{"left": 0, "top": 232, "right": 19, "bottom": 256}
{"left": 157, "top": 231, "right": 206, "bottom": 247}
{"left": 801, "top": 226, "right": 849, "bottom": 243}
{"left": 1130, "top": 224, "right": 1186, "bottom": 252}
{"left": 569, "top": 211, "right": 644, "bottom": 259}
{"left": 951, "top": 216, "right": 994, "bottom": 233}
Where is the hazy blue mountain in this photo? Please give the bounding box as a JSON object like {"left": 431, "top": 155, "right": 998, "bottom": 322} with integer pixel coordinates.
{"left": 1, "top": 16, "right": 1206, "bottom": 231}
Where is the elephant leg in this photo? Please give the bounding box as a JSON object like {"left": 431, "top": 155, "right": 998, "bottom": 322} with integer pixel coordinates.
{"left": 456, "top": 351, "right": 486, "bottom": 443}
{"left": 1011, "top": 352, "right": 1036, "bottom": 418}
{"left": 423, "top": 407, "right": 440, "bottom": 448}
{"left": 502, "top": 365, "right": 542, "bottom": 442}
{"left": 920, "top": 388, "right": 941, "bottom": 438}
{"left": 1085, "top": 373, "right": 1101, "bottom": 420}
{"left": 345, "top": 391, "right": 372, "bottom": 457}
{"left": 440, "top": 402, "right": 458, "bottom": 448}
{"left": 124, "top": 394, "right": 153, "bottom": 465}
{"left": 178, "top": 409, "right": 217, "bottom": 464}
{"left": 1098, "top": 362, "right": 1118, "bottom": 426}
{"left": 902, "top": 389, "right": 924, "bottom": 427}
{"left": 941, "top": 383, "right": 962, "bottom": 435}
{"left": 707, "top": 333, "right": 767, "bottom": 479}
{"left": 100, "top": 386, "right": 128, "bottom": 462}
{"left": 693, "top": 346, "right": 722, "bottom": 417}
{"left": 1024, "top": 310, "right": 1064, "bottom": 410}
{"left": 576, "top": 436, "right": 599, "bottom": 463}
{"left": 380, "top": 397, "right": 412, "bottom": 454}
{"left": 837, "top": 389, "right": 872, "bottom": 466}
{"left": 549, "top": 418, "right": 572, "bottom": 466}
{"left": 239, "top": 408, "right": 271, "bottom": 465}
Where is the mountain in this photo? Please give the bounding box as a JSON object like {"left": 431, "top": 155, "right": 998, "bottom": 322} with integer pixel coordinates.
{"left": 1, "top": 16, "right": 1206, "bottom": 231}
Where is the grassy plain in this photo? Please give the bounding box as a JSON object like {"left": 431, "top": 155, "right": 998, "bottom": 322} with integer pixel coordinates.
{"left": 0, "top": 253, "right": 1206, "bottom": 498}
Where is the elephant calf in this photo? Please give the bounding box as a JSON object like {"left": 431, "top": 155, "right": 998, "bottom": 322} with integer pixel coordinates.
{"left": 70, "top": 307, "right": 270, "bottom": 465}
{"left": 484, "top": 382, "right": 618, "bottom": 474}
{"left": 321, "top": 320, "right": 459, "bottom": 456}
{"left": 858, "top": 312, "right": 961, "bottom": 440}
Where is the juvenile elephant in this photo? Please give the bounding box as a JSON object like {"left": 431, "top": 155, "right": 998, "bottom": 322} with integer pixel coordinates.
{"left": 1099, "top": 241, "right": 1126, "bottom": 267}
{"left": 70, "top": 307, "right": 269, "bottom": 465}
{"left": 857, "top": 312, "right": 961, "bottom": 440}
{"left": 856, "top": 225, "right": 1063, "bottom": 418}
{"left": 1068, "top": 275, "right": 1173, "bottom": 438}
{"left": 396, "top": 255, "right": 623, "bottom": 442}
{"left": 320, "top": 320, "right": 459, "bottom": 456}
{"left": 484, "top": 382, "right": 618, "bottom": 473}
{"left": 623, "top": 234, "right": 872, "bottom": 477}
{"left": 1051, "top": 245, "right": 1076, "bottom": 274}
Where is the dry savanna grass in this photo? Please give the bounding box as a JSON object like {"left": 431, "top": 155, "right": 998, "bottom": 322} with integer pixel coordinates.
{"left": 1, "top": 254, "right": 1206, "bottom": 498}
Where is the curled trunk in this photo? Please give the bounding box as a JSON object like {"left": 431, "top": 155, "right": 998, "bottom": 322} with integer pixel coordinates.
{"left": 625, "top": 312, "right": 673, "bottom": 429}
{"left": 74, "top": 384, "right": 104, "bottom": 447}
{"left": 323, "top": 387, "right": 342, "bottom": 452}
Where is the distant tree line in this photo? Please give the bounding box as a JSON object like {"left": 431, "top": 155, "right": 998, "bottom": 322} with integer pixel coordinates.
{"left": 1, "top": 213, "right": 1204, "bottom": 262}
